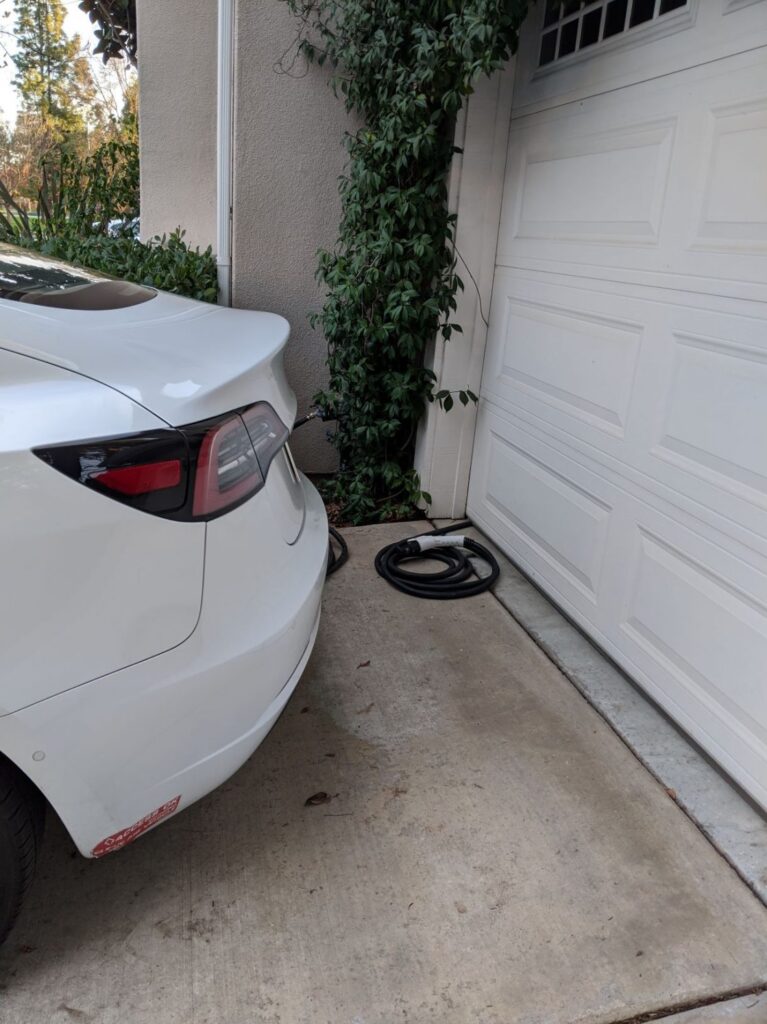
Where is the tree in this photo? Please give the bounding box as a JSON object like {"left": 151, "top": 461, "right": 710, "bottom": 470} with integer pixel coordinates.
{"left": 78, "top": 0, "right": 136, "bottom": 65}
{"left": 83, "top": 35, "right": 137, "bottom": 147}
{"left": 12, "top": 0, "right": 96, "bottom": 145}
{"left": 1, "top": 110, "right": 46, "bottom": 200}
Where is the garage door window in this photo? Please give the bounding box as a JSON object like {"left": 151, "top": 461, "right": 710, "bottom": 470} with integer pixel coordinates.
{"left": 540, "top": 0, "right": 688, "bottom": 66}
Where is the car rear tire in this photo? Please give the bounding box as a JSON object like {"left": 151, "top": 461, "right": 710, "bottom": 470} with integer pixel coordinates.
{"left": 0, "top": 759, "right": 45, "bottom": 946}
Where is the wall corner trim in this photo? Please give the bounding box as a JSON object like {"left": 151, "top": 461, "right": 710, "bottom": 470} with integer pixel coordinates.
{"left": 216, "top": 0, "right": 235, "bottom": 306}
{"left": 414, "top": 61, "right": 516, "bottom": 518}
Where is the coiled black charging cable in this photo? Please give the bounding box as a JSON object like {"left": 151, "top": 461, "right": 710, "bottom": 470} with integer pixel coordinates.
{"left": 374, "top": 520, "right": 499, "bottom": 599}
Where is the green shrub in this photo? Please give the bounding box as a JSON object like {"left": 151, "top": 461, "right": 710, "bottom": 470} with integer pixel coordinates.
{"left": 0, "top": 134, "right": 217, "bottom": 303}
{"left": 0, "top": 136, "right": 139, "bottom": 242}
{"left": 34, "top": 230, "right": 218, "bottom": 303}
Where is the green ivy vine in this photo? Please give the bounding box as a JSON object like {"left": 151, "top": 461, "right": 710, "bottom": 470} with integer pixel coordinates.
{"left": 285, "top": 0, "right": 529, "bottom": 523}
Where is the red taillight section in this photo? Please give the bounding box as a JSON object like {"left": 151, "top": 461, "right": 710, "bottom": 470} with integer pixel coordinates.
{"left": 192, "top": 416, "right": 263, "bottom": 518}
{"left": 95, "top": 459, "right": 182, "bottom": 495}
{"left": 33, "top": 402, "right": 290, "bottom": 521}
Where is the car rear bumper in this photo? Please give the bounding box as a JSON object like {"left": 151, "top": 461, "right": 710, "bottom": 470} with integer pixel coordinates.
{"left": 0, "top": 474, "right": 328, "bottom": 857}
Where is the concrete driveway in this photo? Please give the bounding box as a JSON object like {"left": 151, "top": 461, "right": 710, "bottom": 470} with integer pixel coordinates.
{"left": 1, "top": 524, "right": 766, "bottom": 1024}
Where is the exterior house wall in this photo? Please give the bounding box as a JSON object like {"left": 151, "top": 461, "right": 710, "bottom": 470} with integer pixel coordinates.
{"left": 232, "top": 1, "right": 353, "bottom": 473}
{"left": 137, "top": 0, "right": 350, "bottom": 472}
{"left": 136, "top": 0, "right": 218, "bottom": 251}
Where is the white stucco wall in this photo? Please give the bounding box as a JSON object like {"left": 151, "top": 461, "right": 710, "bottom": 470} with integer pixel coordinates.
{"left": 138, "top": 0, "right": 354, "bottom": 471}
{"left": 232, "top": 1, "right": 352, "bottom": 472}
{"left": 137, "top": 0, "right": 217, "bottom": 251}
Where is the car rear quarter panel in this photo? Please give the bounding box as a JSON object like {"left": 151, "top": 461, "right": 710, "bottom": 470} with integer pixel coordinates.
{"left": 0, "top": 349, "right": 205, "bottom": 715}
{"left": 0, "top": 474, "right": 328, "bottom": 857}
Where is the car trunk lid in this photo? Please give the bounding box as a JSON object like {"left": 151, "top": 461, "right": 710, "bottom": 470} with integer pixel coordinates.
{"left": 0, "top": 294, "right": 296, "bottom": 429}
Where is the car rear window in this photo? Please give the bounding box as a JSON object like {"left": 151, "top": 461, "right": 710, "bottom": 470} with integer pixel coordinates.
{"left": 0, "top": 244, "right": 155, "bottom": 310}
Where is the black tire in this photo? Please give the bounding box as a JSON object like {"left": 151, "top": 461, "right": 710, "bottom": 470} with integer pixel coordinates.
{"left": 0, "top": 759, "right": 45, "bottom": 946}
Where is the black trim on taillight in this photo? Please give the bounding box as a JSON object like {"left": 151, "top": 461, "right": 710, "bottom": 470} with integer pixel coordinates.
{"left": 33, "top": 428, "right": 190, "bottom": 516}
{"left": 33, "top": 402, "right": 290, "bottom": 521}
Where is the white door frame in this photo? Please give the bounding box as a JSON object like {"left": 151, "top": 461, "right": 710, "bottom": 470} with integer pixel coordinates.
{"left": 414, "top": 62, "right": 516, "bottom": 518}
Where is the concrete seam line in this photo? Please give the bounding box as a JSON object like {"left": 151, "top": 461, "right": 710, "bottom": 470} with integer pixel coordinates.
{"left": 603, "top": 983, "right": 767, "bottom": 1024}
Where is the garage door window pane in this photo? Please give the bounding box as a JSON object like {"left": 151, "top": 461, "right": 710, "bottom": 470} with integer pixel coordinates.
{"left": 580, "top": 8, "right": 603, "bottom": 47}
{"left": 538, "top": 0, "right": 690, "bottom": 66}
{"left": 544, "top": 1, "right": 561, "bottom": 28}
{"left": 539, "top": 29, "right": 558, "bottom": 65}
{"left": 604, "top": 0, "right": 629, "bottom": 38}
{"left": 629, "top": 0, "right": 655, "bottom": 26}
{"left": 559, "top": 18, "right": 579, "bottom": 56}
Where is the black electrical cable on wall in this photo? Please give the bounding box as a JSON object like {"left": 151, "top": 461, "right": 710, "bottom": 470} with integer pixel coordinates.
{"left": 374, "top": 520, "right": 499, "bottom": 599}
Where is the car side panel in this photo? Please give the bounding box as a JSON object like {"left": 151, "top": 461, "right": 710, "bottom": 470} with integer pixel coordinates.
{"left": 0, "top": 350, "right": 205, "bottom": 714}
{"left": 0, "top": 475, "right": 328, "bottom": 856}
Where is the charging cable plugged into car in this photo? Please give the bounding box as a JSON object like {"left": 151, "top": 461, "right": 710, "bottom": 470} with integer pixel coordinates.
{"left": 291, "top": 406, "right": 349, "bottom": 577}
{"left": 326, "top": 527, "right": 348, "bottom": 576}
{"left": 293, "top": 409, "right": 499, "bottom": 598}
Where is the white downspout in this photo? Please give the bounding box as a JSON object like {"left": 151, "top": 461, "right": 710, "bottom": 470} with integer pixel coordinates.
{"left": 216, "top": 0, "right": 234, "bottom": 306}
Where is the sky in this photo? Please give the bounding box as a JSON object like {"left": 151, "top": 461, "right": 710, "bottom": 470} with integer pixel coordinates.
{"left": 0, "top": 0, "right": 126, "bottom": 129}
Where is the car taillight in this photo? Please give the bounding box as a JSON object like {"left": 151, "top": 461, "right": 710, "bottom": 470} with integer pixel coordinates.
{"left": 191, "top": 415, "right": 263, "bottom": 518}
{"left": 241, "top": 402, "right": 290, "bottom": 476}
{"left": 33, "top": 430, "right": 189, "bottom": 516}
{"left": 33, "top": 402, "right": 289, "bottom": 521}
{"left": 96, "top": 459, "right": 183, "bottom": 495}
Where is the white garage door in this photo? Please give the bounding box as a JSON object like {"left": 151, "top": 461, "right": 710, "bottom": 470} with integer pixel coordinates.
{"left": 467, "top": 0, "right": 767, "bottom": 807}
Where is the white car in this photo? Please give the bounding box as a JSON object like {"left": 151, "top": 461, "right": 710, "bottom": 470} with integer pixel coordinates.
{"left": 107, "top": 217, "right": 140, "bottom": 238}
{"left": 0, "top": 244, "right": 328, "bottom": 942}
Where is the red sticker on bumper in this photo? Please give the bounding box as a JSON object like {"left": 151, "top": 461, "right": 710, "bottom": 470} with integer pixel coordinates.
{"left": 91, "top": 795, "right": 181, "bottom": 858}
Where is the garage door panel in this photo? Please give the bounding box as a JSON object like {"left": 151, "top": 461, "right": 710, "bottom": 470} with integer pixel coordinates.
{"left": 510, "top": 118, "right": 675, "bottom": 246}
{"left": 500, "top": 113, "right": 676, "bottom": 259}
{"left": 637, "top": 303, "right": 767, "bottom": 541}
{"left": 651, "top": 330, "right": 767, "bottom": 509}
{"left": 692, "top": 96, "right": 767, "bottom": 254}
{"left": 498, "top": 51, "right": 767, "bottom": 298}
{"left": 481, "top": 270, "right": 643, "bottom": 452}
{"left": 471, "top": 406, "right": 614, "bottom": 608}
{"left": 621, "top": 525, "right": 767, "bottom": 750}
{"left": 614, "top": 512, "right": 767, "bottom": 805}
{"left": 481, "top": 271, "right": 767, "bottom": 546}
